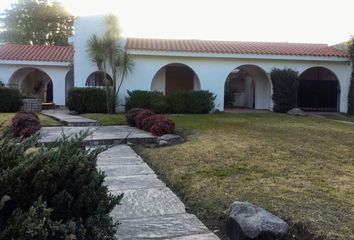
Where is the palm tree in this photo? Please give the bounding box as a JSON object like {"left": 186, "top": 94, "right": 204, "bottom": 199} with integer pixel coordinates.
{"left": 116, "top": 49, "right": 135, "bottom": 95}
{"left": 104, "top": 14, "right": 120, "bottom": 94}
{"left": 87, "top": 34, "right": 107, "bottom": 72}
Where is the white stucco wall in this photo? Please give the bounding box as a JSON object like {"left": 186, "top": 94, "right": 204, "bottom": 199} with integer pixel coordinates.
{"left": 0, "top": 61, "right": 70, "bottom": 105}
{"left": 73, "top": 16, "right": 351, "bottom": 112}
{"left": 116, "top": 54, "right": 350, "bottom": 112}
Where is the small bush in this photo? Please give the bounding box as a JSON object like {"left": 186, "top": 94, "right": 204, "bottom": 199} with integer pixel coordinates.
{"left": 270, "top": 68, "right": 299, "bottom": 113}
{"left": 10, "top": 111, "right": 41, "bottom": 138}
{"left": 0, "top": 88, "right": 23, "bottom": 112}
{"left": 186, "top": 90, "right": 216, "bottom": 113}
{"left": 0, "top": 81, "right": 4, "bottom": 87}
{"left": 141, "top": 114, "right": 167, "bottom": 132}
{"left": 0, "top": 133, "right": 122, "bottom": 239}
{"left": 125, "top": 90, "right": 167, "bottom": 113}
{"left": 66, "top": 88, "right": 107, "bottom": 113}
{"left": 150, "top": 118, "right": 175, "bottom": 136}
{"left": 125, "top": 108, "right": 144, "bottom": 126}
{"left": 134, "top": 109, "right": 154, "bottom": 129}
{"left": 125, "top": 90, "right": 215, "bottom": 114}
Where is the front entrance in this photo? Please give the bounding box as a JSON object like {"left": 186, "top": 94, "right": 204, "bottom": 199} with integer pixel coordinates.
{"left": 165, "top": 65, "right": 194, "bottom": 93}
{"left": 224, "top": 65, "right": 270, "bottom": 110}
{"left": 298, "top": 67, "right": 340, "bottom": 112}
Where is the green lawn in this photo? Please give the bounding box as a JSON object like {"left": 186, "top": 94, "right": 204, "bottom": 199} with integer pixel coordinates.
{"left": 0, "top": 113, "right": 60, "bottom": 131}
{"left": 130, "top": 113, "right": 354, "bottom": 240}
{"left": 81, "top": 113, "right": 126, "bottom": 125}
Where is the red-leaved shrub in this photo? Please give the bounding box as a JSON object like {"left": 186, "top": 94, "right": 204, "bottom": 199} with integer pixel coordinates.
{"left": 150, "top": 118, "right": 175, "bottom": 136}
{"left": 141, "top": 115, "right": 167, "bottom": 132}
{"left": 11, "top": 111, "right": 41, "bottom": 138}
{"left": 134, "top": 109, "right": 154, "bottom": 129}
{"left": 125, "top": 108, "right": 144, "bottom": 126}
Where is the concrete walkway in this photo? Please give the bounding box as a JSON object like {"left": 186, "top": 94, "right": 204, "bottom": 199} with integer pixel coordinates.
{"left": 42, "top": 109, "right": 100, "bottom": 126}
{"left": 40, "top": 125, "right": 157, "bottom": 146}
{"left": 41, "top": 109, "right": 219, "bottom": 239}
{"left": 96, "top": 145, "right": 219, "bottom": 240}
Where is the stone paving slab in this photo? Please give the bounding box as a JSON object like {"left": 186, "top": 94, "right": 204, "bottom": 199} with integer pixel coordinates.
{"left": 110, "top": 187, "right": 186, "bottom": 219}
{"left": 166, "top": 233, "right": 220, "bottom": 240}
{"left": 94, "top": 145, "right": 219, "bottom": 240}
{"left": 40, "top": 125, "right": 157, "bottom": 146}
{"left": 99, "top": 163, "right": 154, "bottom": 176}
{"left": 42, "top": 109, "right": 100, "bottom": 126}
{"left": 97, "top": 156, "right": 144, "bottom": 166}
{"left": 98, "top": 145, "right": 142, "bottom": 158}
{"left": 116, "top": 213, "right": 211, "bottom": 240}
{"left": 104, "top": 175, "right": 166, "bottom": 191}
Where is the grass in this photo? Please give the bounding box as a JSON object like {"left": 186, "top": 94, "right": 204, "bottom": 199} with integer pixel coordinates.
{"left": 314, "top": 112, "right": 354, "bottom": 123}
{"left": 81, "top": 113, "right": 126, "bottom": 125}
{"left": 132, "top": 113, "right": 354, "bottom": 240}
{"left": 0, "top": 113, "right": 60, "bottom": 131}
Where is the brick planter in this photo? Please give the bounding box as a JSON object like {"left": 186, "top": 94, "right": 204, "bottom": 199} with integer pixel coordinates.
{"left": 22, "top": 98, "right": 42, "bottom": 112}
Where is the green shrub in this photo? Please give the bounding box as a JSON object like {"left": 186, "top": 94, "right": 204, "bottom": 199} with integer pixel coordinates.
{"left": 185, "top": 90, "right": 216, "bottom": 114}
{"left": 0, "top": 81, "right": 4, "bottom": 87}
{"left": 270, "top": 68, "right": 299, "bottom": 113}
{"left": 125, "top": 90, "right": 167, "bottom": 113}
{"left": 125, "top": 90, "right": 216, "bottom": 114}
{"left": 66, "top": 87, "right": 107, "bottom": 113}
{"left": 0, "top": 88, "right": 23, "bottom": 112}
{"left": 0, "top": 133, "right": 122, "bottom": 240}
{"left": 165, "top": 92, "right": 187, "bottom": 113}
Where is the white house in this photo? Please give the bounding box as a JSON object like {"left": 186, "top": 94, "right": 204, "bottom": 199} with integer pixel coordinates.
{"left": 0, "top": 44, "right": 73, "bottom": 106}
{"left": 0, "top": 15, "right": 351, "bottom": 112}
{"left": 73, "top": 16, "right": 351, "bottom": 112}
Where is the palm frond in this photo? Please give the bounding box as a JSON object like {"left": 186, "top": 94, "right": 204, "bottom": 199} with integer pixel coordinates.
{"left": 86, "top": 34, "right": 107, "bottom": 70}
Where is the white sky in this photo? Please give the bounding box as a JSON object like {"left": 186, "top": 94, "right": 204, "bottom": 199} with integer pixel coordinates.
{"left": 1, "top": 0, "right": 353, "bottom": 44}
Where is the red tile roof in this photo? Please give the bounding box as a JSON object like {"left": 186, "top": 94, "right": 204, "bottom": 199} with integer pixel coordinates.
{"left": 126, "top": 38, "right": 349, "bottom": 58}
{"left": 0, "top": 43, "right": 73, "bottom": 62}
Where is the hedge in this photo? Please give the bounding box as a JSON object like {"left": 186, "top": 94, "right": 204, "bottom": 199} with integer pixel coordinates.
{"left": 125, "top": 90, "right": 215, "bottom": 114}
{"left": 0, "top": 87, "right": 23, "bottom": 112}
{"left": 125, "top": 91, "right": 167, "bottom": 113}
{"left": 270, "top": 68, "right": 299, "bottom": 113}
{"left": 66, "top": 87, "right": 107, "bottom": 113}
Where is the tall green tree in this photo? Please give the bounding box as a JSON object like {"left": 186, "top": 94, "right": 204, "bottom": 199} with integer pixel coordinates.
{"left": 0, "top": 0, "right": 74, "bottom": 45}
{"left": 347, "top": 37, "right": 354, "bottom": 114}
{"left": 86, "top": 14, "right": 134, "bottom": 113}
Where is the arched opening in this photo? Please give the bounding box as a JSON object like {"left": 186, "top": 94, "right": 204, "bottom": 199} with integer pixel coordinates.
{"left": 298, "top": 67, "right": 340, "bottom": 112}
{"left": 224, "top": 65, "right": 270, "bottom": 109}
{"left": 9, "top": 67, "right": 53, "bottom": 103}
{"left": 151, "top": 63, "right": 200, "bottom": 93}
{"left": 65, "top": 69, "right": 74, "bottom": 100}
{"left": 85, "top": 71, "right": 113, "bottom": 86}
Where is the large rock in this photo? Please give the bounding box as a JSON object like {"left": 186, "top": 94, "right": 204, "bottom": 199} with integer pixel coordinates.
{"left": 226, "top": 201, "right": 288, "bottom": 240}
{"left": 287, "top": 108, "right": 307, "bottom": 116}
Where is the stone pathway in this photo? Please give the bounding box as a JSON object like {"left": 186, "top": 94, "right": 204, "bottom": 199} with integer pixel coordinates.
{"left": 42, "top": 109, "right": 100, "bottom": 126}
{"left": 96, "top": 145, "right": 219, "bottom": 240}
{"left": 40, "top": 125, "right": 157, "bottom": 146}
{"left": 41, "top": 109, "right": 219, "bottom": 239}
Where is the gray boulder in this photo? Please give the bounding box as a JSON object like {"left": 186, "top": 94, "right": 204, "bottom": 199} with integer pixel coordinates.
{"left": 226, "top": 201, "right": 288, "bottom": 240}
{"left": 287, "top": 108, "right": 307, "bottom": 116}
{"left": 158, "top": 134, "right": 184, "bottom": 146}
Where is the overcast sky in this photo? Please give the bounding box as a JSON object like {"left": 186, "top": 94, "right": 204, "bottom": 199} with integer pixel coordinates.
{"left": 1, "top": 0, "right": 353, "bottom": 45}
